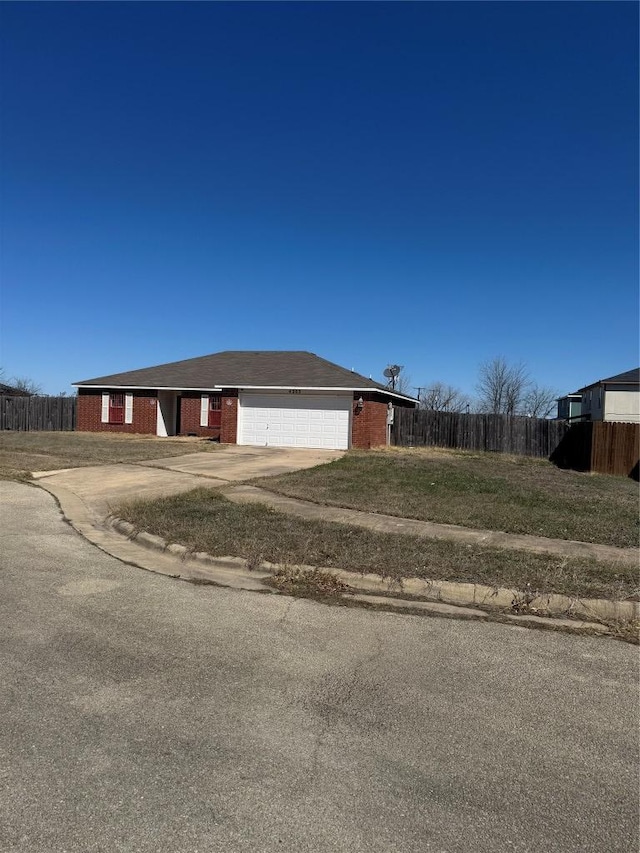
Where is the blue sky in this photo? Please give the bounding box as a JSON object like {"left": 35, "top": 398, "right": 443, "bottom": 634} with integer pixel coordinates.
{"left": 1, "top": 2, "right": 637, "bottom": 397}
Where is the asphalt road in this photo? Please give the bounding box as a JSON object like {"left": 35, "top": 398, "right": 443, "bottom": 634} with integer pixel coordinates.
{"left": 1, "top": 481, "right": 638, "bottom": 853}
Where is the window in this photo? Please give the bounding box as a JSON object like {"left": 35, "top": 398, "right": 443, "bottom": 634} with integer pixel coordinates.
{"left": 101, "top": 391, "right": 133, "bottom": 425}
{"left": 109, "top": 393, "right": 125, "bottom": 424}
{"left": 208, "top": 395, "right": 222, "bottom": 428}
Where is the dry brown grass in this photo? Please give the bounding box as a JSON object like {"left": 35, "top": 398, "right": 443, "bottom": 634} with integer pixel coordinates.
{"left": 266, "top": 566, "right": 351, "bottom": 599}
{"left": 116, "top": 488, "right": 639, "bottom": 601}
{"left": 252, "top": 448, "right": 639, "bottom": 548}
{"left": 0, "top": 431, "right": 217, "bottom": 479}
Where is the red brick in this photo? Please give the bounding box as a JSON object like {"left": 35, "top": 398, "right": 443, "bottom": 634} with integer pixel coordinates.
{"left": 220, "top": 394, "right": 238, "bottom": 444}
{"left": 78, "top": 387, "right": 410, "bottom": 448}
{"left": 351, "top": 393, "right": 389, "bottom": 449}
{"left": 178, "top": 394, "right": 217, "bottom": 438}
{"left": 177, "top": 392, "right": 237, "bottom": 441}
{"left": 77, "top": 391, "right": 157, "bottom": 435}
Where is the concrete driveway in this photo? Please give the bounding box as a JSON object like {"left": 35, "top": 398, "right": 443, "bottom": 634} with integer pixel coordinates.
{"left": 33, "top": 445, "right": 342, "bottom": 520}
{"left": 2, "top": 480, "right": 638, "bottom": 853}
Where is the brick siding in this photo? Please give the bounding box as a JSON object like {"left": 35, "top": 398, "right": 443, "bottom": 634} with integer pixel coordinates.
{"left": 76, "top": 390, "right": 158, "bottom": 434}
{"left": 351, "top": 393, "right": 389, "bottom": 449}
{"left": 178, "top": 391, "right": 238, "bottom": 442}
{"left": 220, "top": 394, "right": 238, "bottom": 444}
{"left": 178, "top": 394, "right": 218, "bottom": 438}
{"left": 77, "top": 387, "right": 410, "bottom": 447}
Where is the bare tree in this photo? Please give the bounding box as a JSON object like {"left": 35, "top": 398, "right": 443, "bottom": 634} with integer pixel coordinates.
{"left": 522, "top": 384, "right": 559, "bottom": 418}
{"left": 476, "top": 357, "right": 529, "bottom": 415}
{"left": 10, "top": 375, "right": 43, "bottom": 396}
{"left": 418, "top": 382, "right": 470, "bottom": 412}
{"left": 395, "top": 370, "right": 413, "bottom": 396}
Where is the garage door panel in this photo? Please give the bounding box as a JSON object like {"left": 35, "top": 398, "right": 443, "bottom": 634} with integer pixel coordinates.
{"left": 239, "top": 393, "right": 351, "bottom": 450}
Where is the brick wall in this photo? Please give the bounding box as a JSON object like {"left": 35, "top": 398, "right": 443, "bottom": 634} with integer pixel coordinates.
{"left": 76, "top": 390, "right": 158, "bottom": 434}
{"left": 178, "top": 394, "right": 218, "bottom": 438}
{"left": 178, "top": 391, "right": 238, "bottom": 442}
{"left": 351, "top": 393, "right": 389, "bottom": 449}
{"left": 220, "top": 394, "right": 238, "bottom": 444}
{"left": 78, "top": 387, "right": 409, "bottom": 447}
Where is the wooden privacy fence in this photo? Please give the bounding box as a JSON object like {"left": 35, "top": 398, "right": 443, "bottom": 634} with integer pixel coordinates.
{"left": 551, "top": 421, "right": 640, "bottom": 479}
{"left": 392, "top": 409, "right": 569, "bottom": 458}
{"left": 0, "top": 396, "right": 76, "bottom": 431}
{"left": 591, "top": 422, "right": 639, "bottom": 478}
{"left": 393, "top": 409, "right": 640, "bottom": 478}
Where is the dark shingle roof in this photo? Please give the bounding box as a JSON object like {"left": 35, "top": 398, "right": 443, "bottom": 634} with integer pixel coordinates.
{"left": 0, "top": 383, "right": 30, "bottom": 396}
{"left": 74, "top": 351, "right": 414, "bottom": 398}
{"left": 575, "top": 367, "right": 640, "bottom": 393}
{"left": 600, "top": 368, "right": 640, "bottom": 385}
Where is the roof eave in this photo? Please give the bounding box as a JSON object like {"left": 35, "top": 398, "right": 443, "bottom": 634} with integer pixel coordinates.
{"left": 73, "top": 382, "right": 418, "bottom": 403}
{"left": 575, "top": 381, "right": 640, "bottom": 394}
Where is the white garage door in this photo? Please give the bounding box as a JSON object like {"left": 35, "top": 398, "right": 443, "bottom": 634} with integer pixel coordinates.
{"left": 238, "top": 393, "right": 351, "bottom": 450}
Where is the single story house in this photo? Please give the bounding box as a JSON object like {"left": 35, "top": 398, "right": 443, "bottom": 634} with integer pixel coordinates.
{"left": 74, "top": 350, "right": 417, "bottom": 450}
{"left": 567, "top": 368, "right": 640, "bottom": 424}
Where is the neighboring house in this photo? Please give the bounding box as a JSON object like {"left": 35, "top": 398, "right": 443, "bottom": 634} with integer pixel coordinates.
{"left": 73, "top": 351, "right": 417, "bottom": 449}
{"left": 569, "top": 368, "right": 640, "bottom": 423}
{"left": 556, "top": 393, "right": 582, "bottom": 421}
{"left": 0, "top": 383, "right": 31, "bottom": 397}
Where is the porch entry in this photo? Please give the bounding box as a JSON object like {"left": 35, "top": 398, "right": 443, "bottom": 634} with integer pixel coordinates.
{"left": 156, "top": 391, "right": 178, "bottom": 436}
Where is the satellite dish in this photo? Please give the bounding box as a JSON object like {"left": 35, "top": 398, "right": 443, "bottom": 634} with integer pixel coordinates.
{"left": 383, "top": 364, "right": 402, "bottom": 389}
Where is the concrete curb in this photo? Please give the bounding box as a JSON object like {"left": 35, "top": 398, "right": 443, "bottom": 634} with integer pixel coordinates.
{"left": 33, "top": 479, "right": 638, "bottom": 639}
{"left": 37, "top": 481, "right": 273, "bottom": 593}
{"left": 346, "top": 594, "right": 613, "bottom": 637}
{"left": 325, "top": 568, "right": 640, "bottom": 623}
{"left": 108, "top": 514, "right": 639, "bottom": 632}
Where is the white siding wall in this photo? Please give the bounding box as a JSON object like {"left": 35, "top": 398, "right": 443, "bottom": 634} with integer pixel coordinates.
{"left": 603, "top": 389, "right": 640, "bottom": 423}
{"left": 581, "top": 386, "right": 603, "bottom": 421}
